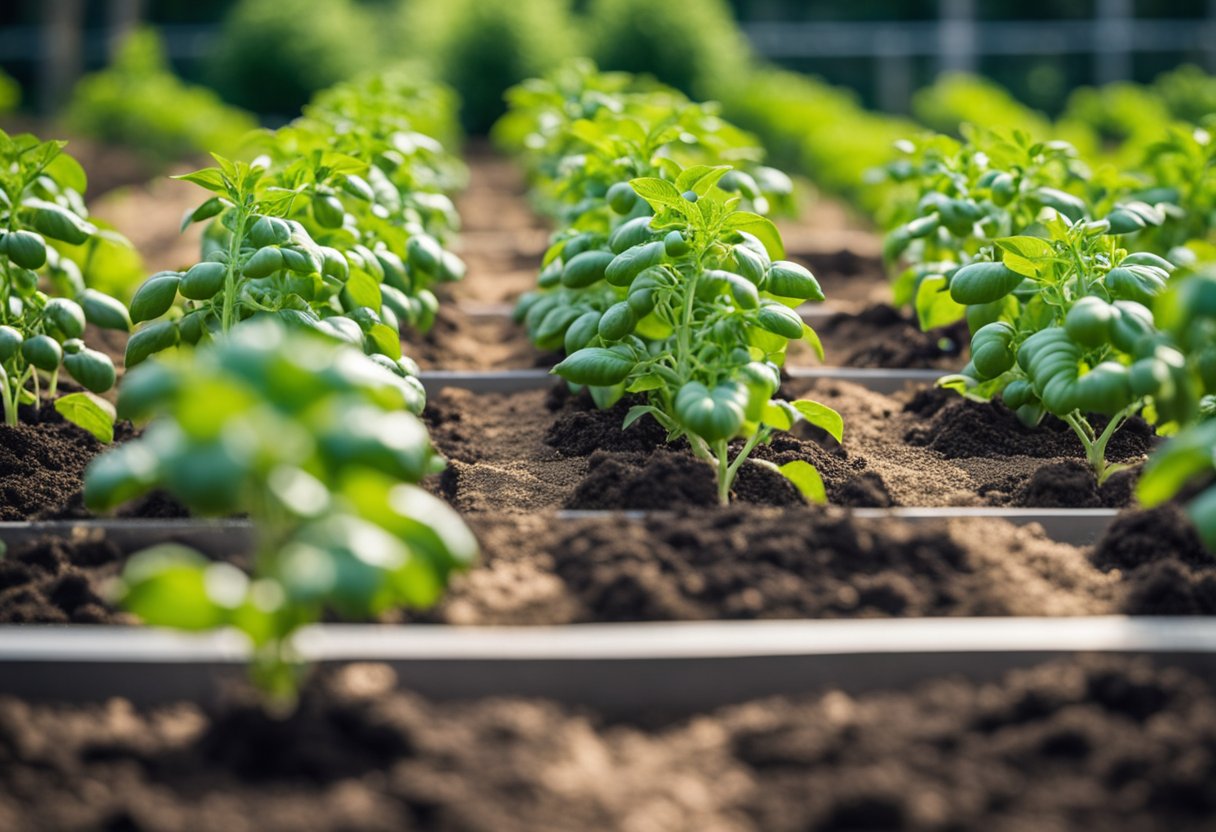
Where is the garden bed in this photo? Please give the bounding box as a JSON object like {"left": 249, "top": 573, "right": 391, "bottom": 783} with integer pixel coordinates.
{"left": 1, "top": 653, "right": 1215, "bottom": 831}
{"left": 423, "top": 379, "right": 1153, "bottom": 513}
{"left": 3, "top": 502, "right": 1211, "bottom": 627}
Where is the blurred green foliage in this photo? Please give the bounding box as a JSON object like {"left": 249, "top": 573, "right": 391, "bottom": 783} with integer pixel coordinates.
{"left": 912, "top": 73, "right": 1052, "bottom": 138}
{"left": 0, "top": 69, "right": 19, "bottom": 114}
{"left": 395, "top": 0, "right": 581, "bottom": 133}
{"left": 207, "top": 0, "right": 377, "bottom": 115}
{"left": 584, "top": 0, "right": 750, "bottom": 99}
{"left": 65, "top": 28, "right": 255, "bottom": 164}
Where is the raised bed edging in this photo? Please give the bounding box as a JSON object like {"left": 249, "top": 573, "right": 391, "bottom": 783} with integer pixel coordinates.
{"left": 0, "top": 504, "right": 1120, "bottom": 557}
{"left": 3, "top": 618, "right": 1216, "bottom": 711}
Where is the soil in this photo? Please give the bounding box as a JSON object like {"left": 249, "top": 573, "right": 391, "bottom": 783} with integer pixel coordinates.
{"left": 2, "top": 656, "right": 1215, "bottom": 831}
{"left": 6, "top": 503, "right": 1212, "bottom": 627}
{"left": 423, "top": 379, "right": 1154, "bottom": 514}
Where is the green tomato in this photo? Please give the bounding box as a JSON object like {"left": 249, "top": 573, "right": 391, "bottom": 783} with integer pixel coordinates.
{"left": 564, "top": 310, "right": 602, "bottom": 353}
{"left": 180, "top": 261, "right": 229, "bottom": 301}
{"left": 6, "top": 230, "right": 47, "bottom": 270}
{"left": 553, "top": 346, "right": 634, "bottom": 387}
{"left": 754, "top": 302, "right": 804, "bottom": 340}
{"left": 675, "top": 381, "right": 745, "bottom": 442}
{"left": 1002, "top": 379, "right": 1035, "bottom": 410}
{"left": 608, "top": 216, "right": 656, "bottom": 255}
{"left": 949, "top": 261, "right": 1024, "bottom": 305}
{"left": 243, "top": 246, "right": 283, "bottom": 278}
{"left": 664, "top": 231, "right": 690, "bottom": 257}
{"left": 312, "top": 194, "right": 346, "bottom": 229}
{"left": 64, "top": 347, "right": 116, "bottom": 393}
{"left": 607, "top": 182, "right": 637, "bottom": 214}
{"left": 125, "top": 320, "right": 180, "bottom": 368}
{"left": 763, "top": 261, "right": 823, "bottom": 302}
{"left": 21, "top": 334, "right": 63, "bottom": 372}
{"left": 605, "top": 241, "right": 665, "bottom": 287}
{"left": 407, "top": 235, "right": 444, "bottom": 276}
{"left": 79, "top": 289, "right": 132, "bottom": 332}
{"left": 1064, "top": 296, "right": 1117, "bottom": 348}
{"left": 598, "top": 302, "right": 636, "bottom": 341}
{"left": 0, "top": 326, "right": 23, "bottom": 361}
{"left": 561, "top": 250, "right": 615, "bottom": 289}
{"left": 44, "top": 297, "right": 86, "bottom": 340}
{"left": 970, "top": 321, "right": 1016, "bottom": 379}
{"left": 130, "top": 272, "right": 182, "bottom": 323}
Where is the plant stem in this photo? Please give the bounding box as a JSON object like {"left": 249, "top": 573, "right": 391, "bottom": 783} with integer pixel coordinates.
{"left": 714, "top": 439, "right": 730, "bottom": 506}
{"left": 220, "top": 209, "right": 248, "bottom": 335}
{"left": 1064, "top": 407, "right": 1131, "bottom": 484}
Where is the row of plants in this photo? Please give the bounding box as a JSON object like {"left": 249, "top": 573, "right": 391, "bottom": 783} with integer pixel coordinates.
{"left": 3, "top": 69, "right": 478, "bottom": 702}
{"left": 873, "top": 117, "right": 1216, "bottom": 541}
{"left": 496, "top": 61, "right": 840, "bottom": 505}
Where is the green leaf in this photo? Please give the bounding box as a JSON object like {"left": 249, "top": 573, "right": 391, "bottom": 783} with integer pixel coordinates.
{"left": 915, "top": 274, "right": 967, "bottom": 330}
{"left": 553, "top": 347, "right": 634, "bottom": 386}
{"left": 172, "top": 167, "right": 228, "bottom": 194}
{"left": 761, "top": 401, "right": 793, "bottom": 430}
{"left": 622, "top": 404, "right": 661, "bottom": 430}
{"left": 366, "top": 322, "right": 402, "bottom": 361}
{"left": 343, "top": 271, "right": 382, "bottom": 310}
{"left": 725, "top": 212, "right": 785, "bottom": 260}
{"left": 779, "top": 460, "right": 826, "bottom": 504}
{"left": 55, "top": 392, "right": 115, "bottom": 443}
{"left": 792, "top": 400, "right": 844, "bottom": 444}
{"left": 629, "top": 177, "right": 683, "bottom": 210}
{"left": 120, "top": 545, "right": 244, "bottom": 631}
{"left": 676, "top": 164, "right": 731, "bottom": 195}
{"left": 181, "top": 196, "right": 226, "bottom": 232}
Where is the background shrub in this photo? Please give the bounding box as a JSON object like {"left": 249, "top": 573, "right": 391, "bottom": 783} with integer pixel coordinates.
{"left": 207, "top": 0, "right": 376, "bottom": 116}
{"left": 65, "top": 28, "right": 255, "bottom": 163}
{"left": 397, "top": 0, "right": 580, "bottom": 134}
{"left": 584, "top": 0, "right": 750, "bottom": 99}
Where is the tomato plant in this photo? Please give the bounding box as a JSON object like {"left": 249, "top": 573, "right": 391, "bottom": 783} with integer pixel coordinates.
{"left": 541, "top": 165, "right": 839, "bottom": 505}
{"left": 84, "top": 319, "right": 471, "bottom": 702}
{"left": 939, "top": 213, "right": 1186, "bottom": 483}
{"left": 1138, "top": 267, "right": 1216, "bottom": 547}
{"left": 125, "top": 71, "right": 467, "bottom": 369}
{"left": 0, "top": 130, "right": 133, "bottom": 440}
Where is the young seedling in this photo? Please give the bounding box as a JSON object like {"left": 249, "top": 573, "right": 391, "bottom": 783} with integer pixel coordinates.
{"left": 84, "top": 319, "right": 470, "bottom": 703}
{"left": 543, "top": 165, "right": 840, "bottom": 505}
{"left": 0, "top": 129, "right": 132, "bottom": 440}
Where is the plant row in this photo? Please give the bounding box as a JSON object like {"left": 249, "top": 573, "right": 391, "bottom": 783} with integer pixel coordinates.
{"left": 875, "top": 122, "right": 1216, "bottom": 545}
{"left": 1, "top": 71, "right": 478, "bottom": 702}
{"left": 496, "top": 61, "right": 842, "bottom": 505}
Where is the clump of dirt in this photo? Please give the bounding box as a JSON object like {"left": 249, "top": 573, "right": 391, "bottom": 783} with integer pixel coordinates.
{"left": 814, "top": 303, "right": 966, "bottom": 369}
{"left": 3, "top": 656, "right": 1215, "bottom": 831}
{"left": 566, "top": 449, "right": 721, "bottom": 510}
{"left": 544, "top": 393, "right": 669, "bottom": 456}
{"left": 1089, "top": 504, "right": 1216, "bottom": 615}
{"left": 0, "top": 531, "right": 129, "bottom": 624}
{"left": 1011, "top": 460, "right": 1139, "bottom": 509}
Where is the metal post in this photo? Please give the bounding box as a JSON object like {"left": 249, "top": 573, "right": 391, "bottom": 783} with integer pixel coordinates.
{"left": 938, "top": 0, "right": 977, "bottom": 76}
{"left": 1094, "top": 0, "right": 1133, "bottom": 84}
{"left": 38, "top": 0, "right": 86, "bottom": 115}
{"left": 876, "top": 30, "right": 914, "bottom": 113}
{"left": 107, "top": 0, "right": 146, "bottom": 60}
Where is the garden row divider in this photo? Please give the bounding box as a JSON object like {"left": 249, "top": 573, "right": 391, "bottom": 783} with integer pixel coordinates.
{"left": 2, "top": 618, "right": 1214, "bottom": 712}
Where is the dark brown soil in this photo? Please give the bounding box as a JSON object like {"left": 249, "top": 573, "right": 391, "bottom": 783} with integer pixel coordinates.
{"left": 0, "top": 530, "right": 131, "bottom": 624}
{"left": 9, "top": 504, "right": 1214, "bottom": 626}
{"left": 795, "top": 303, "right": 967, "bottom": 370}
{"left": 3, "top": 656, "right": 1215, "bottom": 831}
{"left": 0, "top": 403, "right": 121, "bottom": 522}
{"left": 0, "top": 401, "right": 187, "bottom": 522}
{"left": 423, "top": 380, "right": 1152, "bottom": 513}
